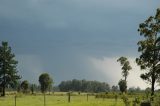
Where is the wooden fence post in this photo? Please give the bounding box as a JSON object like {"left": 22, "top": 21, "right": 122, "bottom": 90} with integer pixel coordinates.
{"left": 44, "top": 93, "right": 46, "bottom": 106}
{"left": 15, "top": 95, "right": 17, "bottom": 106}
{"left": 68, "top": 92, "right": 70, "bottom": 103}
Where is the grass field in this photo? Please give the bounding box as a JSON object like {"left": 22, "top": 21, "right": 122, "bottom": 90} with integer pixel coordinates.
{"left": 0, "top": 94, "right": 127, "bottom": 106}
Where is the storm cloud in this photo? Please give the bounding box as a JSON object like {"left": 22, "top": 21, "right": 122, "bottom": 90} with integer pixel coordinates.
{"left": 0, "top": 0, "right": 159, "bottom": 88}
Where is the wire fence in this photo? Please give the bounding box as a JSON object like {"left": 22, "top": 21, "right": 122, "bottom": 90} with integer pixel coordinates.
{"left": 0, "top": 94, "right": 124, "bottom": 106}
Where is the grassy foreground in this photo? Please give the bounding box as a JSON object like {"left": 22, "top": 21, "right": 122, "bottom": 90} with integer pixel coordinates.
{"left": 0, "top": 94, "right": 126, "bottom": 106}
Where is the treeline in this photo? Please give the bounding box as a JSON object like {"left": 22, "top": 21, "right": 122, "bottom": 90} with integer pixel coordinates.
{"left": 58, "top": 79, "right": 110, "bottom": 93}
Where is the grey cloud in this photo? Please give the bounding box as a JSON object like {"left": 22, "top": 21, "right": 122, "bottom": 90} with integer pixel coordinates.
{"left": 0, "top": 0, "right": 159, "bottom": 87}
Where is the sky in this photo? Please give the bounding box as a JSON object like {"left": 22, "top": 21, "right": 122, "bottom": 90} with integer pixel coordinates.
{"left": 0, "top": 0, "right": 160, "bottom": 89}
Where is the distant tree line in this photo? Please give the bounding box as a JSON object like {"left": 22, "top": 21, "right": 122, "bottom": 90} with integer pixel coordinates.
{"left": 58, "top": 79, "right": 110, "bottom": 93}
{"left": 0, "top": 73, "right": 56, "bottom": 95}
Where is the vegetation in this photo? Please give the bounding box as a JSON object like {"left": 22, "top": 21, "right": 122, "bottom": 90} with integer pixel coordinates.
{"left": 0, "top": 94, "right": 124, "bottom": 106}
{"left": 1, "top": 91, "right": 160, "bottom": 106}
{"left": 0, "top": 41, "right": 21, "bottom": 96}
{"left": 111, "top": 85, "right": 119, "bottom": 92}
{"left": 118, "top": 79, "right": 127, "bottom": 93}
{"left": 21, "top": 80, "right": 29, "bottom": 93}
{"left": 1, "top": 6, "right": 160, "bottom": 106}
{"left": 117, "top": 57, "right": 132, "bottom": 93}
{"left": 39, "top": 73, "right": 53, "bottom": 93}
{"left": 30, "top": 84, "right": 36, "bottom": 94}
{"left": 117, "top": 57, "right": 132, "bottom": 82}
{"left": 58, "top": 79, "right": 110, "bottom": 93}
{"left": 136, "top": 8, "right": 160, "bottom": 96}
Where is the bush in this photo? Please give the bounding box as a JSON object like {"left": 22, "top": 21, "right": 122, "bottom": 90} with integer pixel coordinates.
{"left": 140, "top": 101, "right": 151, "bottom": 106}
{"left": 121, "top": 94, "right": 130, "bottom": 106}
{"left": 152, "top": 95, "right": 160, "bottom": 106}
{"left": 95, "top": 93, "right": 117, "bottom": 99}
{"left": 132, "top": 97, "right": 140, "bottom": 106}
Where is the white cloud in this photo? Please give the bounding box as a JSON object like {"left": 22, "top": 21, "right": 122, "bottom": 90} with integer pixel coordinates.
{"left": 89, "top": 56, "right": 150, "bottom": 89}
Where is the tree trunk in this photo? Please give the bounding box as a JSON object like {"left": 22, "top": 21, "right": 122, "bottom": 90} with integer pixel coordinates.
{"left": 151, "top": 76, "right": 155, "bottom": 96}
{"left": 125, "top": 76, "right": 127, "bottom": 82}
{"left": 2, "top": 68, "right": 6, "bottom": 96}
{"left": 125, "top": 76, "right": 127, "bottom": 93}
{"left": 151, "top": 34, "right": 157, "bottom": 97}
{"left": 151, "top": 67, "right": 155, "bottom": 101}
{"left": 2, "top": 86, "right": 5, "bottom": 96}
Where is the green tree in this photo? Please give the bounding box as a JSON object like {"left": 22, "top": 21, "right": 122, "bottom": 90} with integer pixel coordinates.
{"left": 118, "top": 79, "right": 127, "bottom": 93}
{"left": 30, "top": 84, "right": 36, "bottom": 94}
{"left": 16, "top": 81, "right": 21, "bottom": 92}
{"left": 39, "top": 73, "right": 53, "bottom": 93}
{"left": 48, "top": 78, "right": 53, "bottom": 94}
{"left": 58, "top": 79, "right": 110, "bottom": 92}
{"left": 117, "top": 57, "right": 132, "bottom": 82}
{"left": 21, "top": 80, "right": 29, "bottom": 93}
{"left": 0, "top": 41, "right": 21, "bottom": 96}
{"left": 136, "top": 8, "right": 160, "bottom": 96}
{"left": 112, "top": 85, "right": 119, "bottom": 92}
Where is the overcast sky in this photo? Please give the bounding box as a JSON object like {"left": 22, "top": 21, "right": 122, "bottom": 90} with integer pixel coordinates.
{"left": 0, "top": 0, "right": 160, "bottom": 89}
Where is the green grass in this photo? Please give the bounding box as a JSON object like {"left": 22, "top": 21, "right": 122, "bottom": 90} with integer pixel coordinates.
{"left": 0, "top": 94, "right": 126, "bottom": 106}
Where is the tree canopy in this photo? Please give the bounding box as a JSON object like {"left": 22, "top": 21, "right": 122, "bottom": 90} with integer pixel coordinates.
{"left": 0, "top": 41, "right": 21, "bottom": 96}
{"left": 136, "top": 8, "right": 160, "bottom": 96}
{"left": 21, "top": 80, "right": 29, "bottom": 93}
{"left": 58, "top": 79, "right": 110, "bottom": 93}
{"left": 118, "top": 79, "right": 127, "bottom": 93}
{"left": 39, "top": 73, "right": 53, "bottom": 93}
{"left": 117, "top": 57, "right": 132, "bottom": 82}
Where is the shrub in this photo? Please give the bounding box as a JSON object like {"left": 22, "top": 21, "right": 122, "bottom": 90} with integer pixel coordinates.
{"left": 121, "top": 94, "right": 130, "bottom": 106}
{"left": 133, "top": 97, "right": 140, "bottom": 106}
{"left": 140, "top": 101, "right": 151, "bottom": 106}
{"left": 95, "top": 93, "right": 117, "bottom": 99}
{"left": 152, "top": 95, "right": 160, "bottom": 106}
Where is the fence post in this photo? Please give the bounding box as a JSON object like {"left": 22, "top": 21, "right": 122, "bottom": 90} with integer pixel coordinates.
{"left": 44, "top": 93, "right": 46, "bottom": 106}
{"left": 87, "top": 94, "right": 88, "bottom": 101}
{"left": 15, "top": 95, "right": 17, "bottom": 106}
{"left": 68, "top": 92, "right": 70, "bottom": 103}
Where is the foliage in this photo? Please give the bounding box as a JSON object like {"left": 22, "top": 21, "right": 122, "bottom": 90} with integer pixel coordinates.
{"left": 132, "top": 97, "right": 140, "bottom": 106}
{"left": 128, "top": 87, "right": 141, "bottom": 94}
{"left": 153, "top": 94, "right": 160, "bottom": 106}
{"left": 95, "top": 93, "right": 119, "bottom": 99}
{"left": 58, "top": 79, "right": 110, "bottom": 93}
{"left": 30, "top": 84, "right": 36, "bottom": 94}
{"left": 0, "top": 41, "right": 21, "bottom": 96}
{"left": 39, "top": 73, "right": 53, "bottom": 93}
{"left": 117, "top": 57, "right": 132, "bottom": 82}
{"left": 121, "top": 94, "right": 130, "bottom": 106}
{"left": 15, "top": 81, "right": 22, "bottom": 92}
{"left": 111, "top": 85, "right": 119, "bottom": 92}
{"left": 145, "top": 87, "right": 151, "bottom": 99}
{"left": 136, "top": 8, "right": 160, "bottom": 96}
{"left": 140, "top": 101, "right": 151, "bottom": 106}
{"left": 118, "top": 79, "right": 127, "bottom": 93}
{"left": 21, "top": 80, "right": 29, "bottom": 93}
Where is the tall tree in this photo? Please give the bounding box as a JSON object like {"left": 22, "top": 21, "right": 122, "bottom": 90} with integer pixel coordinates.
{"left": 117, "top": 57, "right": 132, "bottom": 82}
{"left": 136, "top": 8, "right": 160, "bottom": 96}
{"left": 39, "top": 73, "right": 53, "bottom": 93}
{"left": 0, "top": 41, "right": 20, "bottom": 96}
